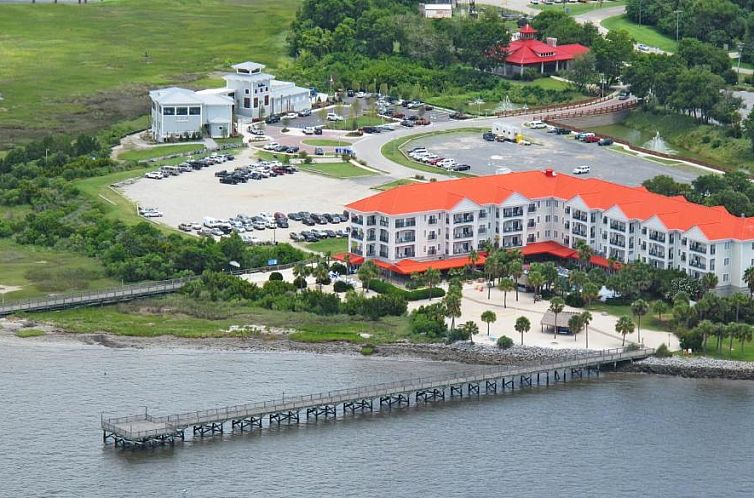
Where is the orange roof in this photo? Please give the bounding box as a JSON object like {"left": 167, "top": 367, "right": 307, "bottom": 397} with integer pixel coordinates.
{"left": 346, "top": 170, "right": 754, "bottom": 241}
{"left": 368, "top": 254, "right": 487, "bottom": 275}
{"left": 332, "top": 252, "right": 364, "bottom": 265}
{"left": 522, "top": 241, "right": 576, "bottom": 259}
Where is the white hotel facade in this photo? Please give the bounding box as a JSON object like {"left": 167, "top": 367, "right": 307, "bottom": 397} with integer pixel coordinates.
{"left": 344, "top": 170, "right": 754, "bottom": 291}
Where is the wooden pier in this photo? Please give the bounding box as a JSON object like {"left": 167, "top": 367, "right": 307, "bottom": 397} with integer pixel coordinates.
{"left": 101, "top": 347, "right": 653, "bottom": 449}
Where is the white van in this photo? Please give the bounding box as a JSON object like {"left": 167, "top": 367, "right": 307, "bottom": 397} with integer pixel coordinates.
{"left": 527, "top": 120, "right": 547, "bottom": 129}
{"left": 572, "top": 165, "right": 591, "bottom": 175}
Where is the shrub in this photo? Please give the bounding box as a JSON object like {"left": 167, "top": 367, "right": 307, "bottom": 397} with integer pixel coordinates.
{"left": 564, "top": 292, "right": 585, "bottom": 308}
{"left": 316, "top": 276, "right": 332, "bottom": 286}
{"left": 293, "top": 276, "right": 307, "bottom": 289}
{"left": 711, "top": 139, "right": 722, "bottom": 149}
{"left": 447, "top": 327, "right": 470, "bottom": 342}
{"left": 367, "top": 278, "right": 445, "bottom": 301}
{"left": 409, "top": 303, "right": 447, "bottom": 338}
{"left": 405, "top": 287, "right": 445, "bottom": 300}
{"left": 330, "top": 262, "right": 347, "bottom": 275}
{"left": 269, "top": 272, "right": 284, "bottom": 281}
{"left": 497, "top": 335, "right": 514, "bottom": 349}
{"left": 333, "top": 280, "right": 354, "bottom": 293}
{"left": 360, "top": 344, "right": 376, "bottom": 355}
{"left": 654, "top": 343, "right": 672, "bottom": 358}
{"left": 625, "top": 343, "right": 640, "bottom": 352}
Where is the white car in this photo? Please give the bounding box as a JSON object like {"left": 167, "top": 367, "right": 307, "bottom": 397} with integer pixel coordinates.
{"left": 527, "top": 120, "right": 547, "bottom": 129}
{"left": 327, "top": 112, "right": 344, "bottom": 121}
{"left": 303, "top": 126, "right": 316, "bottom": 135}
{"left": 285, "top": 112, "right": 298, "bottom": 119}
{"left": 572, "top": 165, "right": 591, "bottom": 175}
{"left": 637, "top": 44, "right": 650, "bottom": 52}
{"left": 145, "top": 171, "right": 163, "bottom": 179}
{"left": 356, "top": 91, "right": 366, "bottom": 98}
{"left": 263, "top": 142, "right": 280, "bottom": 150}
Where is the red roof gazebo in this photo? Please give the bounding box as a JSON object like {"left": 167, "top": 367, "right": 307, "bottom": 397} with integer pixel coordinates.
{"left": 493, "top": 24, "right": 589, "bottom": 77}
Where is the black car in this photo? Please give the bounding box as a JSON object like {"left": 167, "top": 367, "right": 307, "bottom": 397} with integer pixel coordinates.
{"left": 449, "top": 112, "right": 470, "bottom": 120}
{"left": 314, "top": 127, "right": 323, "bottom": 135}
{"left": 214, "top": 170, "right": 229, "bottom": 177}
{"left": 453, "top": 164, "right": 471, "bottom": 171}
{"left": 265, "top": 114, "right": 281, "bottom": 124}
{"left": 322, "top": 213, "right": 334, "bottom": 222}
{"left": 302, "top": 218, "right": 316, "bottom": 226}
{"left": 401, "top": 120, "right": 414, "bottom": 127}
{"left": 288, "top": 212, "right": 302, "bottom": 221}
{"left": 347, "top": 89, "right": 355, "bottom": 97}
{"left": 407, "top": 115, "right": 419, "bottom": 121}
{"left": 598, "top": 138, "right": 614, "bottom": 146}
{"left": 482, "top": 132, "right": 496, "bottom": 142}
{"left": 555, "top": 127, "right": 572, "bottom": 135}
{"left": 274, "top": 145, "right": 288, "bottom": 152}
{"left": 324, "top": 230, "right": 336, "bottom": 238}
{"left": 219, "top": 176, "right": 238, "bottom": 184}
{"left": 362, "top": 126, "right": 381, "bottom": 134}
{"left": 277, "top": 220, "right": 289, "bottom": 228}
{"left": 286, "top": 146, "right": 299, "bottom": 153}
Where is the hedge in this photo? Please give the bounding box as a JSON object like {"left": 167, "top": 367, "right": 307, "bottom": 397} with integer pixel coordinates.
{"left": 367, "top": 279, "right": 445, "bottom": 301}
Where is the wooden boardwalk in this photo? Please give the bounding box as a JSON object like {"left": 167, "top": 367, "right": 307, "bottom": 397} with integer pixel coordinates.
{"left": 102, "top": 347, "right": 653, "bottom": 448}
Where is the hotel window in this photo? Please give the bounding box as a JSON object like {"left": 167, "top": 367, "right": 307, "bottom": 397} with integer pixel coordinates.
{"left": 245, "top": 89, "right": 250, "bottom": 95}
{"left": 163, "top": 107, "right": 175, "bottom": 115}
{"left": 725, "top": 241, "right": 732, "bottom": 250}
{"left": 254, "top": 97, "right": 259, "bottom": 108}
{"left": 723, "top": 274, "right": 729, "bottom": 282}
{"left": 264, "top": 95, "right": 269, "bottom": 105}
{"left": 244, "top": 97, "right": 251, "bottom": 108}
{"left": 724, "top": 258, "right": 730, "bottom": 266}
{"left": 189, "top": 107, "right": 201, "bottom": 115}
{"left": 176, "top": 107, "right": 188, "bottom": 115}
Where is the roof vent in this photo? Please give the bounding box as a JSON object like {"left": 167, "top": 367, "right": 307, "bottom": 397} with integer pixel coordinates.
{"left": 545, "top": 168, "right": 556, "bottom": 177}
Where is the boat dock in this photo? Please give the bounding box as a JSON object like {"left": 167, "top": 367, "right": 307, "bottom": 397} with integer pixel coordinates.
{"left": 101, "top": 347, "right": 653, "bottom": 449}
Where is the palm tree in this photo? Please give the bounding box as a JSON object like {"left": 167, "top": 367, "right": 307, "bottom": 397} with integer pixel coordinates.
{"left": 615, "top": 315, "right": 635, "bottom": 346}
{"left": 582, "top": 282, "right": 599, "bottom": 309}
{"left": 745, "top": 267, "right": 754, "bottom": 297}
{"left": 444, "top": 283, "right": 463, "bottom": 332}
{"left": 424, "top": 267, "right": 441, "bottom": 300}
{"left": 653, "top": 300, "right": 668, "bottom": 321}
{"left": 468, "top": 249, "right": 479, "bottom": 278}
{"left": 568, "top": 270, "right": 587, "bottom": 292}
{"left": 481, "top": 310, "right": 497, "bottom": 336}
{"left": 701, "top": 272, "right": 718, "bottom": 292}
{"left": 515, "top": 316, "right": 531, "bottom": 345}
{"left": 568, "top": 314, "right": 584, "bottom": 342}
{"left": 313, "top": 263, "right": 329, "bottom": 291}
{"left": 580, "top": 311, "right": 593, "bottom": 349}
{"left": 448, "top": 267, "right": 464, "bottom": 284}
{"left": 549, "top": 297, "right": 565, "bottom": 339}
{"left": 293, "top": 262, "right": 310, "bottom": 288}
{"left": 576, "top": 240, "right": 593, "bottom": 270}
{"left": 528, "top": 270, "right": 545, "bottom": 298}
{"left": 726, "top": 323, "right": 744, "bottom": 358}
{"left": 484, "top": 249, "right": 501, "bottom": 299}
{"left": 739, "top": 324, "right": 753, "bottom": 358}
{"left": 730, "top": 292, "right": 748, "bottom": 324}
{"left": 631, "top": 298, "right": 649, "bottom": 344}
{"left": 673, "top": 291, "right": 690, "bottom": 306}
{"left": 357, "top": 260, "right": 378, "bottom": 294}
{"left": 343, "top": 253, "right": 352, "bottom": 275}
{"left": 498, "top": 278, "right": 515, "bottom": 308}
{"left": 509, "top": 258, "right": 523, "bottom": 302}
{"left": 693, "top": 320, "right": 717, "bottom": 353}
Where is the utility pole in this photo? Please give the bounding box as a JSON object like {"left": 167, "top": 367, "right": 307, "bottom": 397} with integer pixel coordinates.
{"left": 674, "top": 10, "right": 682, "bottom": 43}
{"left": 738, "top": 42, "right": 744, "bottom": 74}
{"left": 638, "top": 0, "right": 643, "bottom": 25}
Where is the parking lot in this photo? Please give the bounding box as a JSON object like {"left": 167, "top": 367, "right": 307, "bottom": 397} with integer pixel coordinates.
{"left": 120, "top": 146, "right": 381, "bottom": 244}
{"left": 401, "top": 128, "right": 700, "bottom": 186}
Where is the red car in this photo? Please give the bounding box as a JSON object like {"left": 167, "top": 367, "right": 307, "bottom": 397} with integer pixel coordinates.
{"left": 415, "top": 118, "right": 431, "bottom": 126}
{"left": 584, "top": 135, "right": 601, "bottom": 143}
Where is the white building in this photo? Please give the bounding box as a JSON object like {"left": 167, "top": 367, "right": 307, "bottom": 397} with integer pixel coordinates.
{"left": 149, "top": 61, "right": 310, "bottom": 142}
{"left": 422, "top": 3, "right": 453, "bottom": 18}
{"left": 344, "top": 169, "right": 754, "bottom": 292}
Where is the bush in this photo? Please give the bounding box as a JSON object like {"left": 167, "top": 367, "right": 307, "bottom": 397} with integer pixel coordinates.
{"left": 316, "top": 276, "right": 332, "bottom": 286}
{"left": 330, "top": 262, "right": 347, "bottom": 275}
{"left": 293, "top": 276, "right": 307, "bottom": 289}
{"left": 360, "top": 344, "right": 376, "bottom": 355}
{"left": 405, "top": 287, "right": 445, "bottom": 300}
{"left": 367, "top": 278, "right": 445, "bottom": 301}
{"left": 409, "top": 303, "right": 447, "bottom": 338}
{"left": 497, "top": 335, "right": 514, "bottom": 349}
{"left": 564, "top": 292, "right": 585, "bottom": 308}
{"left": 625, "top": 343, "right": 640, "bottom": 352}
{"left": 654, "top": 343, "right": 672, "bottom": 358}
{"left": 447, "top": 327, "right": 470, "bottom": 343}
{"left": 269, "top": 272, "right": 284, "bottom": 281}
{"left": 333, "top": 280, "right": 354, "bottom": 293}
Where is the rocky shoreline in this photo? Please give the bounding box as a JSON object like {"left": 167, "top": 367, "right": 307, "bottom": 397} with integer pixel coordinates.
{"left": 623, "top": 356, "right": 754, "bottom": 380}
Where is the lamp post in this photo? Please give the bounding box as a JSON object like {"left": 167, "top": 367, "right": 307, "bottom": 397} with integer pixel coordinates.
{"left": 738, "top": 43, "right": 744, "bottom": 74}
{"left": 674, "top": 10, "right": 682, "bottom": 42}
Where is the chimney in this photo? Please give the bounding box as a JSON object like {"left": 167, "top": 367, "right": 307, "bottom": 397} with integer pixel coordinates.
{"left": 546, "top": 37, "right": 558, "bottom": 47}
{"left": 545, "top": 168, "right": 556, "bottom": 177}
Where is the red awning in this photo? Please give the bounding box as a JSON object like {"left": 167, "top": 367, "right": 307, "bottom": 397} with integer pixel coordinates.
{"left": 332, "top": 252, "right": 365, "bottom": 265}
{"left": 522, "top": 241, "right": 577, "bottom": 259}
{"left": 353, "top": 254, "right": 488, "bottom": 275}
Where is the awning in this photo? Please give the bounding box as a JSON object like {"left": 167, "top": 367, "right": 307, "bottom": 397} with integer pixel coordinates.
{"left": 521, "top": 241, "right": 620, "bottom": 270}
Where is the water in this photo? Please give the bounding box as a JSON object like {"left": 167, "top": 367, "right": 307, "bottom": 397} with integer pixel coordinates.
{"left": 3, "top": 337, "right": 754, "bottom": 497}
{"left": 643, "top": 131, "right": 676, "bottom": 155}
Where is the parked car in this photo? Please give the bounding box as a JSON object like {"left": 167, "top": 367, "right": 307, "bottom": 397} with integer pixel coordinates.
{"left": 618, "top": 91, "right": 630, "bottom": 100}
{"left": 400, "top": 120, "right": 414, "bottom": 127}
{"left": 298, "top": 108, "right": 312, "bottom": 117}
{"left": 290, "top": 232, "right": 303, "bottom": 241}
{"left": 285, "top": 112, "right": 298, "bottom": 119}
{"left": 453, "top": 164, "right": 471, "bottom": 171}
{"left": 415, "top": 118, "right": 430, "bottom": 126}
{"left": 263, "top": 142, "right": 280, "bottom": 151}
{"left": 583, "top": 135, "right": 601, "bottom": 143}
{"left": 314, "top": 127, "right": 323, "bottom": 135}
{"left": 483, "top": 132, "right": 496, "bottom": 142}
{"left": 303, "top": 126, "right": 315, "bottom": 135}
{"left": 314, "top": 147, "right": 324, "bottom": 155}
{"left": 178, "top": 223, "right": 193, "bottom": 232}
{"left": 265, "top": 114, "right": 280, "bottom": 124}
{"left": 555, "top": 127, "right": 571, "bottom": 135}
{"left": 449, "top": 112, "right": 470, "bottom": 120}
{"left": 527, "top": 120, "right": 547, "bottom": 129}
{"left": 327, "top": 112, "right": 344, "bottom": 121}
{"left": 572, "top": 165, "right": 591, "bottom": 175}
{"left": 598, "top": 138, "right": 614, "bottom": 146}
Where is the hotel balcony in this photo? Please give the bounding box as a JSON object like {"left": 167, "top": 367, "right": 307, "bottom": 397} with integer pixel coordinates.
{"left": 453, "top": 214, "right": 475, "bottom": 224}
{"left": 689, "top": 259, "right": 707, "bottom": 270}
{"left": 689, "top": 242, "right": 707, "bottom": 254}
{"left": 648, "top": 231, "right": 666, "bottom": 243}
{"left": 502, "top": 207, "right": 524, "bottom": 218}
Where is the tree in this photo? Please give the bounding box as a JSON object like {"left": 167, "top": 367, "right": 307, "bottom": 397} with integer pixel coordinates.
{"left": 468, "top": 249, "right": 479, "bottom": 278}
{"left": 312, "top": 262, "right": 329, "bottom": 291}
{"left": 423, "top": 267, "right": 441, "bottom": 300}
{"left": 455, "top": 321, "right": 479, "bottom": 344}
{"left": 357, "top": 260, "right": 378, "bottom": 293}
{"left": 582, "top": 282, "right": 599, "bottom": 309}
{"left": 444, "top": 282, "right": 463, "bottom": 332}
{"left": 591, "top": 29, "right": 634, "bottom": 87}
{"left": 615, "top": 315, "right": 635, "bottom": 346}
{"left": 349, "top": 98, "right": 361, "bottom": 130}
{"left": 738, "top": 324, "right": 753, "bottom": 358}
{"left": 693, "top": 319, "right": 717, "bottom": 353}
{"left": 528, "top": 270, "right": 545, "bottom": 297}
{"left": 549, "top": 297, "right": 565, "bottom": 339}
{"left": 575, "top": 240, "right": 593, "bottom": 270}
{"left": 566, "top": 52, "right": 598, "bottom": 92}
{"left": 484, "top": 249, "right": 502, "bottom": 299}
{"left": 568, "top": 314, "right": 584, "bottom": 342}
{"left": 509, "top": 258, "right": 524, "bottom": 302}
{"left": 631, "top": 298, "right": 649, "bottom": 344}
{"left": 581, "top": 311, "right": 593, "bottom": 349}
{"left": 292, "top": 261, "right": 311, "bottom": 288}
{"left": 456, "top": 10, "right": 510, "bottom": 70}
{"left": 498, "top": 278, "right": 515, "bottom": 308}
{"left": 481, "top": 310, "right": 497, "bottom": 336}
{"left": 653, "top": 300, "right": 668, "bottom": 321}
{"left": 744, "top": 267, "right": 754, "bottom": 296}
{"left": 515, "top": 316, "right": 531, "bottom": 345}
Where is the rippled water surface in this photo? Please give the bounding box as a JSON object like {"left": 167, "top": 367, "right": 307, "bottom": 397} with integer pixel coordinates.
{"left": 2, "top": 338, "right": 754, "bottom": 497}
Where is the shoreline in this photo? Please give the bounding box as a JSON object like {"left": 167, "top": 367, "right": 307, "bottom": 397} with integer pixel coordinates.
{"left": 3, "top": 318, "right": 754, "bottom": 380}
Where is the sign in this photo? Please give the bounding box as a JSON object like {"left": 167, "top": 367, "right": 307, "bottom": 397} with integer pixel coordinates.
{"left": 267, "top": 259, "right": 278, "bottom": 266}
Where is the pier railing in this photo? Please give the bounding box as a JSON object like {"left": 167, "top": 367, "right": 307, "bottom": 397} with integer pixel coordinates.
{"left": 102, "top": 347, "right": 653, "bottom": 441}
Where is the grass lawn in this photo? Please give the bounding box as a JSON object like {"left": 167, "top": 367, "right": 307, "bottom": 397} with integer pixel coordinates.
{"left": 301, "top": 139, "right": 351, "bottom": 147}
{"left": 372, "top": 178, "right": 422, "bottom": 191}
{"left": 697, "top": 340, "right": 754, "bottom": 361}
{"left": 381, "top": 128, "right": 485, "bottom": 177}
{"left": 118, "top": 144, "right": 204, "bottom": 162}
{"left": 0, "top": 239, "right": 119, "bottom": 301}
{"left": 31, "top": 295, "right": 412, "bottom": 344}
{"left": 214, "top": 137, "right": 244, "bottom": 146}
{"left": 304, "top": 238, "right": 348, "bottom": 254}
{"left": 533, "top": 0, "right": 626, "bottom": 15}
{"left": 15, "top": 328, "right": 46, "bottom": 338}
{"left": 0, "top": 0, "right": 300, "bottom": 147}
{"left": 299, "top": 162, "right": 377, "bottom": 178}
{"left": 602, "top": 15, "right": 677, "bottom": 53}
{"left": 327, "top": 116, "right": 387, "bottom": 130}
{"left": 589, "top": 301, "right": 669, "bottom": 332}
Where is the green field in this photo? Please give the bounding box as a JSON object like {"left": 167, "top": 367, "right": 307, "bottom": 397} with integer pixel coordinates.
{"left": 31, "top": 295, "right": 412, "bottom": 344}
{"left": 299, "top": 162, "right": 377, "bottom": 178}
{"left": 304, "top": 238, "right": 348, "bottom": 254}
{"left": 0, "top": 239, "right": 119, "bottom": 301}
{"left": 327, "top": 116, "right": 387, "bottom": 130}
{"left": 302, "top": 139, "right": 351, "bottom": 147}
{"left": 602, "top": 15, "right": 677, "bottom": 52}
{"left": 372, "top": 178, "right": 422, "bottom": 191}
{"left": 0, "top": 0, "right": 300, "bottom": 147}
{"left": 533, "top": 0, "right": 626, "bottom": 16}
{"left": 381, "top": 129, "right": 484, "bottom": 177}
{"left": 118, "top": 144, "right": 204, "bottom": 162}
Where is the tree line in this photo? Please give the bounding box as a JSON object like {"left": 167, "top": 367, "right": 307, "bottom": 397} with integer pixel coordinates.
{"left": 642, "top": 171, "right": 754, "bottom": 217}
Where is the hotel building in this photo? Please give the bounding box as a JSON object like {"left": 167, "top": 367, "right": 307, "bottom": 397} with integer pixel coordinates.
{"left": 345, "top": 170, "right": 754, "bottom": 291}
